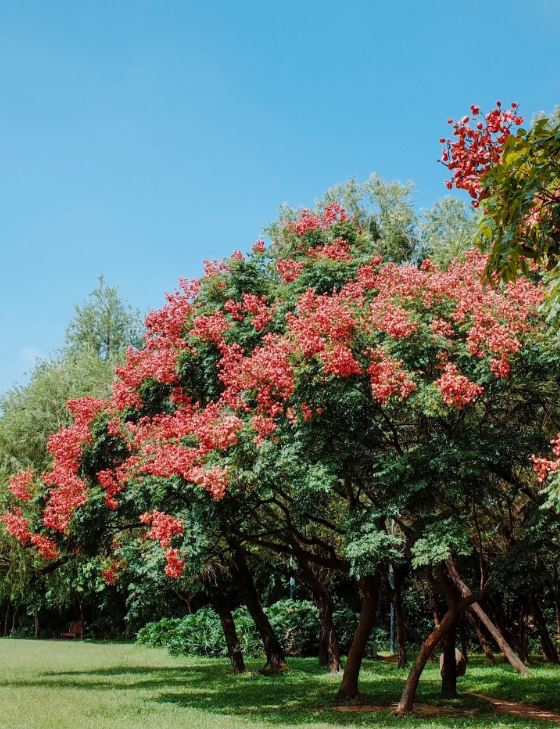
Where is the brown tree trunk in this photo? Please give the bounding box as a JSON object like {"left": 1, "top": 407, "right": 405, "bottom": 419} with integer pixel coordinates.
{"left": 232, "top": 547, "right": 287, "bottom": 674}
{"left": 337, "top": 573, "right": 380, "bottom": 701}
{"left": 396, "top": 594, "right": 473, "bottom": 715}
{"left": 299, "top": 561, "right": 341, "bottom": 673}
{"left": 531, "top": 594, "right": 559, "bottom": 664}
{"left": 441, "top": 620, "right": 458, "bottom": 699}
{"left": 445, "top": 559, "right": 529, "bottom": 675}
{"left": 394, "top": 570, "right": 407, "bottom": 668}
{"left": 211, "top": 592, "right": 246, "bottom": 674}
{"left": 465, "top": 608, "right": 495, "bottom": 664}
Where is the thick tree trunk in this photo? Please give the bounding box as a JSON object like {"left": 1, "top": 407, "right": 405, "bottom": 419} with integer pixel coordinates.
{"left": 465, "top": 608, "right": 495, "bottom": 664}
{"left": 394, "top": 570, "right": 408, "bottom": 668}
{"left": 531, "top": 594, "right": 559, "bottom": 664}
{"left": 232, "top": 547, "right": 287, "bottom": 674}
{"left": 337, "top": 573, "right": 380, "bottom": 701}
{"left": 445, "top": 559, "right": 529, "bottom": 675}
{"left": 211, "top": 592, "right": 246, "bottom": 674}
{"left": 396, "top": 595, "right": 472, "bottom": 715}
{"left": 318, "top": 598, "right": 342, "bottom": 673}
{"left": 440, "top": 620, "right": 458, "bottom": 699}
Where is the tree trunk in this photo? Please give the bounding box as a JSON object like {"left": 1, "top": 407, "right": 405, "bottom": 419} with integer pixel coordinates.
{"left": 440, "top": 620, "right": 458, "bottom": 699}
{"left": 530, "top": 594, "right": 559, "bottom": 664}
{"left": 232, "top": 547, "right": 287, "bottom": 674}
{"left": 211, "top": 592, "right": 246, "bottom": 674}
{"left": 518, "top": 603, "right": 529, "bottom": 664}
{"left": 396, "top": 595, "right": 473, "bottom": 715}
{"left": 337, "top": 573, "right": 380, "bottom": 701}
{"left": 299, "top": 561, "right": 341, "bottom": 673}
{"left": 465, "top": 608, "right": 495, "bottom": 664}
{"left": 445, "top": 559, "right": 529, "bottom": 675}
{"left": 394, "top": 570, "right": 408, "bottom": 668}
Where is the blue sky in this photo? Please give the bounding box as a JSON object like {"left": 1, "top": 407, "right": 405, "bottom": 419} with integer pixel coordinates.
{"left": 1, "top": 0, "right": 558, "bottom": 393}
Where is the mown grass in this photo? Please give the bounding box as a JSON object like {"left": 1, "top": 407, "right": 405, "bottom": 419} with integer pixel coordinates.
{"left": 1, "top": 638, "right": 559, "bottom": 728}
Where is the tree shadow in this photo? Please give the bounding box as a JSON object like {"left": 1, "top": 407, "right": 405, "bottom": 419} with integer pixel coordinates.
{"left": 6, "top": 655, "right": 559, "bottom": 727}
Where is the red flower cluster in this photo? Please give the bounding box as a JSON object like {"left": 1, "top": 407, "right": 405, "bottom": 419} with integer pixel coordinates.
{"left": 288, "top": 202, "right": 347, "bottom": 235}
{"left": 277, "top": 258, "right": 305, "bottom": 283}
{"left": 164, "top": 548, "right": 185, "bottom": 578}
{"left": 140, "top": 510, "right": 184, "bottom": 547}
{"left": 435, "top": 363, "right": 484, "bottom": 409}
{"left": 441, "top": 102, "right": 523, "bottom": 205}
{"left": 367, "top": 348, "right": 416, "bottom": 405}
{"left": 1, "top": 508, "right": 59, "bottom": 559}
{"left": 8, "top": 469, "right": 34, "bottom": 501}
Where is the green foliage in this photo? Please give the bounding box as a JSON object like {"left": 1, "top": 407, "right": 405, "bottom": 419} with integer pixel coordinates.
{"left": 66, "top": 274, "right": 143, "bottom": 359}
{"left": 411, "top": 518, "right": 472, "bottom": 568}
{"left": 420, "top": 197, "right": 478, "bottom": 268}
{"left": 479, "top": 114, "right": 560, "bottom": 282}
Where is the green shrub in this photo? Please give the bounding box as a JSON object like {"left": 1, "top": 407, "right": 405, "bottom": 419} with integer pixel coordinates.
{"left": 136, "top": 599, "right": 386, "bottom": 660}
{"left": 267, "top": 599, "right": 320, "bottom": 656}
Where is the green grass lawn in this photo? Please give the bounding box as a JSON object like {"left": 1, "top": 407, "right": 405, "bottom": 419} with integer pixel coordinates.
{"left": 1, "top": 638, "right": 559, "bottom": 729}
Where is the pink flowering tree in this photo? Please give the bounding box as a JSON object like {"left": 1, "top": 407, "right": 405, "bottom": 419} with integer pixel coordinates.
{"left": 441, "top": 102, "right": 560, "bottom": 283}
{"left": 3, "top": 196, "right": 560, "bottom": 708}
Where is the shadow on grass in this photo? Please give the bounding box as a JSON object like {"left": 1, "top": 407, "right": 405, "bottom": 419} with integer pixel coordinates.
{"left": 6, "top": 655, "right": 560, "bottom": 727}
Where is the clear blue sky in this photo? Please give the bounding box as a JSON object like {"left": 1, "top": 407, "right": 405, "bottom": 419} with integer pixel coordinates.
{"left": 1, "top": 0, "right": 558, "bottom": 393}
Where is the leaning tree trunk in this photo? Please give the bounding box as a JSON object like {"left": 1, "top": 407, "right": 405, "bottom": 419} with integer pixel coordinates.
{"left": 531, "top": 594, "right": 559, "bottom": 664}
{"left": 445, "top": 558, "right": 529, "bottom": 675}
{"left": 337, "top": 573, "right": 380, "bottom": 701}
{"left": 232, "top": 547, "right": 287, "bottom": 674}
{"left": 396, "top": 595, "right": 473, "bottom": 715}
{"left": 211, "top": 592, "right": 246, "bottom": 674}
{"left": 465, "top": 608, "right": 495, "bottom": 665}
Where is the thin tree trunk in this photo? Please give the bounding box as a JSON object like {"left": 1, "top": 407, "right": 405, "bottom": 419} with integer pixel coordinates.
{"left": 518, "top": 603, "right": 529, "bottom": 664}
{"left": 394, "top": 570, "right": 407, "bottom": 668}
{"left": 3, "top": 604, "right": 9, "bottom": 637}
{"left": 396, "top": 594, "right": 474, "bottom": 715}
{"left": 465, "top": 608, "right": 495, "bottom": 664}
{"left": 299, "top": 561, "right": 341, "bottom": 673}
{"left": 211, "top": 592, "right": 246, "bottom": 674}
{"left": 10, "top": 606, "right": 18, "bottom": 634}
{"left": 337, "top": 573, "right": 380, "bottom": 701}
{"left": 530, "top": 594, "right": 559, "bottom": 664}
{"left": 445, "top": 559, "right": 529, "bottom": 675}
{"left": 232, "top": 547, "right": 287, "bottom": 674}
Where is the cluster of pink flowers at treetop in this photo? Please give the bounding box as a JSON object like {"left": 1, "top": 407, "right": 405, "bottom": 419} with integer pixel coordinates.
{"left": 308, "top": 238, "right": 352, "bottom": 262}
{"left": 140, "top": 510, "right": 184, "bottom": 547}
{"left": 288, "top": 201, "right": 347, "bottom": 235}
{"left": 367, "top": 348, "right": 416, "bottom": 405}
{"left": 441, "top": 102, "right": 523, "bottom": 205}
{"left": 435, "top": 363, "right": 484, "bottom": 409}
{"left": 223, "top": 294, "right": 273, "bottom": 331}
{"left": 277, "top": 258, "right": 305, "bottom": 282}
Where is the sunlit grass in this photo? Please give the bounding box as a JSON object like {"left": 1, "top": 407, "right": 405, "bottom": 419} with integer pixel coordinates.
{"left": 1, "top": 638, "right": 559, "bottom": 728}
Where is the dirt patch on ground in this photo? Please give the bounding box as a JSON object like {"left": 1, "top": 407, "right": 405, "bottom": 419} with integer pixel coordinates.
{"left": 468, "top": 693, "right": 560, "bottom": 724}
